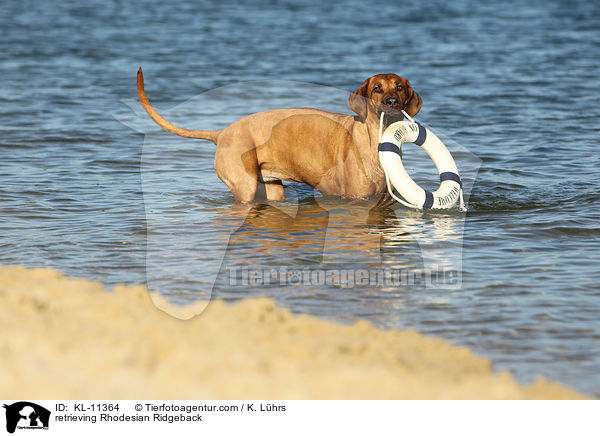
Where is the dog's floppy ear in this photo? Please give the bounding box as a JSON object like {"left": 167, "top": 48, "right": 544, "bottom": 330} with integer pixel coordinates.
{"left": 405, "top": 84, "right": 423, "bottom": 117}
{"left": 348, "top": 78, "right": 370, "bottom": 120}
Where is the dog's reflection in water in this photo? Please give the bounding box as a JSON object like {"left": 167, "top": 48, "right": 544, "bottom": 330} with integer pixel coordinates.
{"left": 211, "top": 194, "right": 424, "bottom": 294}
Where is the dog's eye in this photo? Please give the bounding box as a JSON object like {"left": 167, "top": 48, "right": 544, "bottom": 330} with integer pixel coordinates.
{"left": 396, "top": 85, "right": 405, "bottom": 92}
{"left": 372, "top": 87, "right": 382, "bottom": 94}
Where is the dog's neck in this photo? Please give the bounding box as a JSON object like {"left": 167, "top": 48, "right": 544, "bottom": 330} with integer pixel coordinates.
{"left": 346, "top": 114, "right": 387, "bottom": 182}
{"left": 365, "top": 112, "right": 394, "bottom": 146}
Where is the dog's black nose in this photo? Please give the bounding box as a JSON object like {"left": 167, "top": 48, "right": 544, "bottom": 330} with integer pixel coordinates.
{"left": 383, "top": 96, "right": 399, "bottom": 106}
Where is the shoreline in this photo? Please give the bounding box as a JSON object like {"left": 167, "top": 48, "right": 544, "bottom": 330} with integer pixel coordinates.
{"left": 0, "top": 264, "right": 587, "bottom": 399}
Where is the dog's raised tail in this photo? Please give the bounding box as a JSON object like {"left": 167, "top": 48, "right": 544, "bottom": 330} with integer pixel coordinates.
{"left": 137, "top": 68, "right": 220, "bottom": 144}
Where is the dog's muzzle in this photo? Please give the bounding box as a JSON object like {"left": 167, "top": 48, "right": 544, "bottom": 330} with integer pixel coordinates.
{"left": 378, "top": 96, "right": 405, "bottom": 120}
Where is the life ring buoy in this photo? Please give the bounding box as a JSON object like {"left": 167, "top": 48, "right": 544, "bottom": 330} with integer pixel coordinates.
{"left": 378, "top": 114, "right": 465, "bottom": 211}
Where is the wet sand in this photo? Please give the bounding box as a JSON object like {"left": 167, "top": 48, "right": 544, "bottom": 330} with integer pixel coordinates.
{"left": 0, "top": 264, "right": 585, "bottom": 399}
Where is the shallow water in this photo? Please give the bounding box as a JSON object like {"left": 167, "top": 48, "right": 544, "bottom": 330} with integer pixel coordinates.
{"left": 2, "top": 0, "right": 599, "bottom": 396}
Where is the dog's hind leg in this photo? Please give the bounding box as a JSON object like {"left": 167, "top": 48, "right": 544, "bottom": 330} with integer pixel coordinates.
{"left": 256, "top": 171, "right": 285, "bottom": 202}
{"left": 214, "top": 140, "right": 260, "bottom": 203}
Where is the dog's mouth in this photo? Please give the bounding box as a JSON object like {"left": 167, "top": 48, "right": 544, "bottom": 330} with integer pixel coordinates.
{"left": 377, "top": 105, "right": 405, "bottom": 125}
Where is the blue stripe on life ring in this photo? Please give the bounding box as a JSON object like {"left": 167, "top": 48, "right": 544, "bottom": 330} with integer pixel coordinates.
{"left": 378, "top": 142, "right": 402, "bottom": 156}
{"left": 423, "top": 190, "right": 434, "bottom": 209}
{"left": 439, "top": 171, "right": 462, "bottom": 187}
{"left": 415, "top": 123, "right": 427, "bottom": 146}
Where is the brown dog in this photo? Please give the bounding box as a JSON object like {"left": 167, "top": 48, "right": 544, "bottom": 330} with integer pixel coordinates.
{"left": 137, "top": 69, "right": 422, "bottom": 202}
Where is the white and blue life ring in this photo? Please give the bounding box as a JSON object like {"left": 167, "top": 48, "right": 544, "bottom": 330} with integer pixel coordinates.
{"left": 378, "top": 116, "right": 465, "bottom": 211}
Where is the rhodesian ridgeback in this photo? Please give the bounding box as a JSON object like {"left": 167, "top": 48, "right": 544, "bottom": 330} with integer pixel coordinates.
{"left": 137, "top": 69, "right": 422, "bottom": 202}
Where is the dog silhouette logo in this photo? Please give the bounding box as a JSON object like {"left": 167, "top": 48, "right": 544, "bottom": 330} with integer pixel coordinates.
{"left": 3, "top": 402, "right": 50, "bottom": 433}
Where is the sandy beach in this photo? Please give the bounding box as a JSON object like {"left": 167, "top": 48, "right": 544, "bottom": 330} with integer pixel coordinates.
{"left": 0, "top": 264, "right": 585, "bottom": 399}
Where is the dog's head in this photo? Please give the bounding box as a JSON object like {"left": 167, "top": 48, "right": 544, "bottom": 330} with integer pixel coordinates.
{"left": 348, "top": 73, "right": 422, "bottom": 124}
